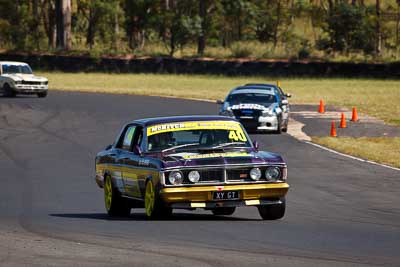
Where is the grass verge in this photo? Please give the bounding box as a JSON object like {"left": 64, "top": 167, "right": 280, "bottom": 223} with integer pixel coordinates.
{"left": 312, "top": 137, "right": 400, "bottom": 168}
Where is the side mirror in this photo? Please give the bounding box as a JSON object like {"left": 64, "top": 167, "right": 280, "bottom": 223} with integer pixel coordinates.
{"left": 133, "top": 145, "right": 142, "bottom": 156}
{"left": 285, "top": 93, "right": 292, "bottom": 98}
{"left": 105, "top": 144, "right": 112, "bottom": 150}
{"left": 252, "top": 140, "right": 259, "bottom": 151}
{"left": 281, "top": 99, "right": 289, "bottom": 105}
{"left": 216, "top": 100, "right": 224, "bottom": 104}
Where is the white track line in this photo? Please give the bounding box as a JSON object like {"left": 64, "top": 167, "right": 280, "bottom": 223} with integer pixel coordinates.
{"left": 304, "top": 140, "right": 400, "bottom": 172}
{"left": 286, "top": 117, "right": 400, "bottom": 172}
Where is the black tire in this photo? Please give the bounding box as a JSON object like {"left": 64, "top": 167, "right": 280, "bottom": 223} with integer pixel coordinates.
{"left": 211, "top": 207, "right": 236, "bottom": 216}
{"left": 282, "top": 122, "right": 288, "bottom": 133}
{"left": 144, "top": 180, "right": 172, "bottom": 219}
{"left": 275, "top": 116, "right": 282, "bottom": 134}
{"left": 257, "top": 198, "right": 286, "bottom": 220}
{"left": 104, "top": 175, "right": 131, "bottom": 217}
{"left": 37, "top": 91, "right": 47, "bottom": 98}
{"left": 3, "top": 84, "right": 16, "bottom": 97}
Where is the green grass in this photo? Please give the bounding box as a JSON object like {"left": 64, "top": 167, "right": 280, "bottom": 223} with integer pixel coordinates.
{"left": 38, "top": 72, "right": 400, "bottom": 126}
{"left": 312, "top": 137, "right": 400, "bottom": 168}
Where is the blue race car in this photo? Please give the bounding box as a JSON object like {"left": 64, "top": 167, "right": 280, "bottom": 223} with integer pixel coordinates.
{"left": 218, "top": 84, "right": 291, "bottom": 133}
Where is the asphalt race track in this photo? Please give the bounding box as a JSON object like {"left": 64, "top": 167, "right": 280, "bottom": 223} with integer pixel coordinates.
{"left": 0, "top": 91, "right": 399, "bottom": 266}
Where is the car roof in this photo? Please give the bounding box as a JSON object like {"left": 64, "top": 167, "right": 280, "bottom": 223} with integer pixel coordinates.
{"left": 131, "top": 115, "right": 237, "bottom": 127}
{"left": 0, "top": 61, "right": 29, "bottom": 65}
{"left": 244, "top": 83, "right": 278, "bottom": 88}
{"left": 229, "top": 88, "right": 276, "bottom": 95}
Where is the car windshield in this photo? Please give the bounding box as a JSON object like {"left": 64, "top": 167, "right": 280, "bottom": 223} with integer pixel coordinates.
{"left": 2, "top": 64, "right": 33, "bottom": 74}
{"left": 146, "top": 120, "right": 251, "bottom": 152}
{"left": 226, "top": 93, "right": 277, "bottom": 106}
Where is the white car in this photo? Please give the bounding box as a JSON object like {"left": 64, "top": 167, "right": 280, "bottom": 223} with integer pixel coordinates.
{"left": 0, "top": 61, "right": 48, "bottom": 98}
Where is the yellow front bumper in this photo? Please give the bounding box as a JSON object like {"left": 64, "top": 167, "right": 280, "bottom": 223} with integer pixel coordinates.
{"left": 160, "top": 183, "right": 289, "bottom": 204}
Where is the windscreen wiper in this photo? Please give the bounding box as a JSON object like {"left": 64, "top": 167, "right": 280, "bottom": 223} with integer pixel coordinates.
{"left": 161, "top": 143, "right": 200, "bottom": 153}
{"left": 210, "top": 142, "right": 247, "bottom": 149}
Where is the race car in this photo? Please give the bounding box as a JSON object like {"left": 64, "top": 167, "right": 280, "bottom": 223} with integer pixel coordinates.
{"left": 218, "top": 84, "right": 290, "bottom": 133}
{"left": 95, "top": 116, "right": 289, "bottom": 220}
{"left": 0, "top": 61, "right": 48, "bottom": 97}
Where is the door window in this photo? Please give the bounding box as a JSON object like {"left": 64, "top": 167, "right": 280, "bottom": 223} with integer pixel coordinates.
{"left": 122, "top": 126, "right": 136, "bottom": 151}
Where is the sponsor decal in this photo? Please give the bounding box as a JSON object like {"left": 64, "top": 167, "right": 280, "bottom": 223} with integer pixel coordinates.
{"left": 182, "top": 151, "right": 251, "bottom": 160}
{"left": 228, "top": 130, "right": 247, "bottom": 141}
{"left": 138, "top": 158, "right": 150, "bottom": 166}
{"left": 230, "top": 104, "right": 266, "bottom": 110}
{"left": 147, "top": 120, "right": 243, "bottom": 136}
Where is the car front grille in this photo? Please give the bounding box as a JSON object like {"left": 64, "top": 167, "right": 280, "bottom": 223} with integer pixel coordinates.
{"left": 226, "top": 168, "right": 254, "bottom": 182}
{"left": 232, "top": 109, "right": 262, "bottom": 119}
{"left": 165, "top": 165, "right": 286, "bottom": 186}
{"left": 183, "top": 169, "right": 225, "bottom": 184}
{"left": 21, "top": 81, "right": 47, "bottom": 85}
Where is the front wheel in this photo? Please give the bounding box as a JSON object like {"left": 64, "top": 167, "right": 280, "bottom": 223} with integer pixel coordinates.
{"left": 275, "top": 116, "right": 282, "bottom": 134}
{"left": 104, "top": 175, "right": 131, "bottom": 217}
{"left": 145, "top": 180, "right": 172, "bottom": 219}
{"left": 211, "top": 207, "right": 236, "bottom": 216}
{"left": 3, "top": 84, "right": 16, "bottom": 97}
{"left": 282, "top": 122, "right": 288, "bottom": 133}
{"left": 37, "top": 91, "right": 47, "bottom": 98}
{"left": 258, "top": 198, "right": 286, "bottom": 220}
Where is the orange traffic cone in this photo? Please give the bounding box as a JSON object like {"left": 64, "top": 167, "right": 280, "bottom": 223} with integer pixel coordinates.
{"left": 319, "top": 100, "right": 325, "bottom": 113}
{"left": 351, "top": 107, "right": 359, "bottom": 122}
{"left": 330, "top": 121, "right": 337, "bottom": 137}
{"left": 339, "top": 112, "right": 346, "bottom": 128}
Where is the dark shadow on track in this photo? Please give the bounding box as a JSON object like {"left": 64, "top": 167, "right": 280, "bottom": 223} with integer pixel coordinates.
{"left": 50, "top": 213, "right": 260, "bottom": 221}
{"left": 1, "top": 95, "right": 41, "bottom": 99}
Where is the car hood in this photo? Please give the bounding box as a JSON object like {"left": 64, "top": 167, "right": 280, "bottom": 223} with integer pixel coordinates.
{"left": 3, "top": 74, "right": 48, "bottom": 82}
{"left": 225, "top": 103, "right": 282, "bottom": 115}
{"left": 160, "top": 150, "right": 284, "bottom": 169}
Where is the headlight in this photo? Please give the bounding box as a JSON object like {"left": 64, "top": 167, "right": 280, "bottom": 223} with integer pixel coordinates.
{"left": 220, "top": 109, "right": 234, "bottom": 117}
{"left": 188, "top": 170, "right": 200, "bottom": 183}
{"left": 249, "top": 168, "right": 261, "bottom": 181}
{"left": 265, "top": 167, "right": 281, "bottom": 181}
{"left": 14, "top": 81, "right": 22, "bottom": 85}
{"left": 262, "top": 110, "right": 274, "bottom": 117}
{"left": 168, "top": 171, "right": 183, "bottom": 185}
{"left": 282, "top": 167, "right": 287, "bottom": 181}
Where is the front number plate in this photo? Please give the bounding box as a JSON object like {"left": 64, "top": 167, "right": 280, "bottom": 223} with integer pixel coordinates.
{"left": 213, "top": 191, "right": 240, "bottom": 200}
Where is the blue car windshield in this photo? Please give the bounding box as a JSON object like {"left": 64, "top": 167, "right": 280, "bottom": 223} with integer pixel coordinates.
{"left": 227, "top": 93, "right": 277, "bottom": 106}
{"left": 2, "top": 64, "right": 33, "bottom": 74}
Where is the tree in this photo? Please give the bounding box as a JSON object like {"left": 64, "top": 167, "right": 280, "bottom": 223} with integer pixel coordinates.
{"left": 124, "top": 0, "right": 155, "bottom": 50}
{"left": 317, "top": 2, "right": 375, "bottom": 54}
{"left": 42, "top": 0, "right": 56, "bottom": 48}
{"left": 197, "top": 0, "right": 207, "bottom": 55}
{"left": 375, "top": 0, "right": 381, "bottom": 55}
{"left": 0, "top": 0, "right": 33, "bottom": 50}
{"left": 158, "top": 0, "right": 201, "bottom": 56}
{"left": 55, "top": 0, "right": 71, "bottom": 50}
{"left": 397, "top": 0, "right": 400, "bottom": 56}
{"left": 254, "top": 0, "right": 291, "bottom": 48}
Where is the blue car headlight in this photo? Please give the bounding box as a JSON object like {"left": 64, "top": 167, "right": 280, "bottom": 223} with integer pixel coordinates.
{"left": 262, "top": 110, "right": 275, "bottom": 117}
{"left": 220, "top": 109, "right": 234, "bottom": 117}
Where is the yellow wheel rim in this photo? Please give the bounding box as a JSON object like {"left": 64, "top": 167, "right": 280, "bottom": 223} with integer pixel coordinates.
{"left": 145, "top": 181, "right": 155, "bottom": 217}
{"left": 104, "top": 176, "right": 112, "bottom": 211}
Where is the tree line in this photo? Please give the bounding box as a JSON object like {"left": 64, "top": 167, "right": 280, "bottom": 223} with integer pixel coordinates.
{"left": 0, "top": 0, "right": 399, "bottom": 60}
